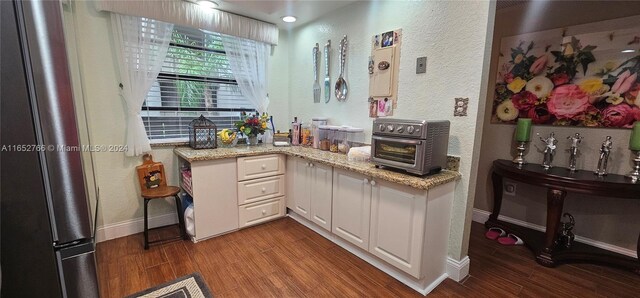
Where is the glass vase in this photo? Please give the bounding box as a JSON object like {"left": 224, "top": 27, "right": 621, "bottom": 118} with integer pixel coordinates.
{"left": 248, "top": 135, "right": 259, "bottom": 146}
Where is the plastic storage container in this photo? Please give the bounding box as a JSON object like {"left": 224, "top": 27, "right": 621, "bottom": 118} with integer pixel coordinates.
{"left": 319, "top": 125, "right": 331, "bottom": 151}
{"left": 329, "top": 126, "right": 340, "bottom": 153}
{"left": 311, "top": 117, "right": 328, "bottom": 149}
{"left": 346, "top": 127, "right": 365, "bottom": 149}
{"left": 337, "top": 126, "right": 349, "bottom": 153}
{"left": 301, "top": 123, "right": 312, "bottom": 147}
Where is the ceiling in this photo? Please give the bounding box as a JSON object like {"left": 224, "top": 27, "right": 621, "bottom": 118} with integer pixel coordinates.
{"left": 214, "top": 0, "right": 359, "bottom": 28}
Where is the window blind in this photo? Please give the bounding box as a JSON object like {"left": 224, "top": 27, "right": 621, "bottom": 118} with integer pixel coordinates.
{"left": 142, "top": 25, "right": 255, "bottom": 142}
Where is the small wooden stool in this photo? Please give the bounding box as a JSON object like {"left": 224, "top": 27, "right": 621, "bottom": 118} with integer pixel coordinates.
{"left": 136, "top": 154, "right": 188, "bottom": 249}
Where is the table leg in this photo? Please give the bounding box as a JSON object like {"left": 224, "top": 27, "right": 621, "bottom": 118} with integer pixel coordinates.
{"left": 637, "top": 233, "right": 640, "bottom": 274}
{"left": 544, "top": 189, "right": 566, "bottom": 252}
{"left": 489, "top": 170, "right": 503, "bottom": 221}
{"left": 536, "top": 188, "right": 566, "bottom": 266}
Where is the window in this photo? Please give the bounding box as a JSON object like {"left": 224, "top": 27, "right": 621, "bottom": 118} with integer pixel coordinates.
{"left": 142, "top": 25, "right": 255, "bottom": 142}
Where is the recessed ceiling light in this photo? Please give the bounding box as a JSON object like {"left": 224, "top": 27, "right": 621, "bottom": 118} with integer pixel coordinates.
{"left": 282, "top": 16, "right": 297, "bottom": 23}
{"left": 197, "top": 0, "right": 218, "bottom": 9}
{"left": 621, "top": 49, "right": 636, "bottom": 53}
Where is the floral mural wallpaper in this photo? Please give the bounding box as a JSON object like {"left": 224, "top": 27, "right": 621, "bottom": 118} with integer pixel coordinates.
{"left": 492, "top": 23, "right": 640, "bottom": 128}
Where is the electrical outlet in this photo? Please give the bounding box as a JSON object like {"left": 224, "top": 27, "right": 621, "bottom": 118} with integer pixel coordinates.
{"left": 416, "top": 57, "right": 427, "bottom": 74}
{"left": 504, "top": 182, "right": 516, "bottom": 196}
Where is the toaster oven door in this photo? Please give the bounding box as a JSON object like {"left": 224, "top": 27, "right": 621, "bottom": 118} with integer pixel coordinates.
{"left": 372, "top": 136, "right": 424, "bottom": 169}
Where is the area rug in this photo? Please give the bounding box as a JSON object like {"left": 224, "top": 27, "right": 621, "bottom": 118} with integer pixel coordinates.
{"left": 125, "top": 272, "right": 213, "bottom": 298}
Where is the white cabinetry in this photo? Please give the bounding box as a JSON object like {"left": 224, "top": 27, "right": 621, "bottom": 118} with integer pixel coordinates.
{"left": 309, "top": 162, "right": 332, "bottom": 231}
{"left": 331, "top": 168, "right": 371, "bottom": 250}
{"left": 287, "top": 156, "right": 311, "bottom": 217}
{"left": 237, "top": 155, "right": 285, "bottom": 228}
{"left": 286, "top": 156, "right": 333, "bottom": 231}
{"left": 369, "top": 179, "right": 427, "bottom": 278}
{"left": 189, "top": 159, "right": 239, "bottom": 241}
{"left": 330, "top": 168, "right": 452, "bottom": 280}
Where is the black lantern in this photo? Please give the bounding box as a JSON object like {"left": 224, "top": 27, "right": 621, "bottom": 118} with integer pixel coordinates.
{"left": 188, "top": 115, "right": 217, "bottom": 149}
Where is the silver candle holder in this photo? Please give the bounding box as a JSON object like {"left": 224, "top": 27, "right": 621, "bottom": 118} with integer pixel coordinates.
{"left": 626, "top": 150, "right": 640, "bottom": 182}
{"left": 512, "top": 141, "right": 528, "bottom": 167}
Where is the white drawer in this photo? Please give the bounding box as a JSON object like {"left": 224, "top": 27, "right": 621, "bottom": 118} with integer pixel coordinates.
{"left": 238, "top": 175, "right": 285, "bottom": 205}
{"left": 238, "top": 197, "right": 285, "bottom": 228}
{"left": 237, "top": 154, "right": 285, "bottom": 181}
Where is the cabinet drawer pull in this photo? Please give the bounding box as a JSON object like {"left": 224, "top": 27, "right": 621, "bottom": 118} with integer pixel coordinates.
{"left": 364, "top": 178, "right": 369, "bottom": 184}
{"left": 310, "top": 163, "right": 314, "bottom": 167}
{"left": 261, "top": 187, "right": 267, "bottom": 193}
{"left": 261, "top": 164, "right": 267, "bottom": 170}
{"left": 262, "top": 209, "right": 266, "bottom": 215}
{"left": 370, "top": 180, "right": 376, "bottom": 186}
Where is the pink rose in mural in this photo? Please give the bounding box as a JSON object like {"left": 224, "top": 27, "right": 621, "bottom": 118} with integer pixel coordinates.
{"left": 504, "top": 73, "right": 514, "bottom": 84}
{"left": 529, "top": 54, "right": 548, "bottom": 75}
{"left": 611, "top": 70, "right": 638, "bottom": 94}
{"left": 527, "top": 105, "right": 552, "bottom": 124}
{"left": 511, "top": 91, "right": 537, "bottom": 110}
{"left": 547, "top": 85, "right": 591, "bottom": 119}
{"left": 601, "top": 104, "right": 635, "bottom": 127}
{"left": 550, "top": 73, "right": 570, "bottom": 86}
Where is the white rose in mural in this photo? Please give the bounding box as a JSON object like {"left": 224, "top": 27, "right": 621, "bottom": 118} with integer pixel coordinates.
{"left": 496, "top": 100, "right": 518, "bottom": 121}
{"left": 525, "top": 76, "right": 554, "bottom": 98}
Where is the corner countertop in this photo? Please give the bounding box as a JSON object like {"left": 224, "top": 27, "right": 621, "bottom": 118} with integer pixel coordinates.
{"left": 174, "top": 145, "right": 461, "bottom": 191}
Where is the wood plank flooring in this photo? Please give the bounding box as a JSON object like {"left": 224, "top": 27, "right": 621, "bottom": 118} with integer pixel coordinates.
{"left": 96, "top": 218, "right": 640, "bottom": 297}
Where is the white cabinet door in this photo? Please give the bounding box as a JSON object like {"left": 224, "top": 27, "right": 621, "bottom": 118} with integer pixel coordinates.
{"left": 290, "top": 157, "right": 311, "bottom": 219}
{"left": 332, "top": 168, "right": 371, "bottom": 250}
{"left": 190, "top": 159, "right": 239, "bottom": 241}
{"left": 369, "top": 179, "right": 427, "bottom": 278}
{"left": 309, "top": 162, "right": 333, "bottom": 231}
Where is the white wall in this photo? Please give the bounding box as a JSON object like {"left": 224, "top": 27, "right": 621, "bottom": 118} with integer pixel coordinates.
{"left": 65, "top": 0, "right": 290, "bottom": 237}
{"left": 475, "top": 2, "right": 640, "bottom": 251}
{"left": 285, "top": 1, "right": 495, "bottom": 259}
{"left": 267, "top": 31, "right": 290, "bottom": 132}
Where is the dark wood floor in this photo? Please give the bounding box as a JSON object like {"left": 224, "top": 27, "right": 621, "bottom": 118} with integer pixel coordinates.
{"left": 96, "top": 218, "right": 640, "bottom": 297}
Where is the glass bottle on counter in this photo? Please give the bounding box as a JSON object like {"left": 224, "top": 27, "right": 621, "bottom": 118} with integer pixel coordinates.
{"left": 291, "top": 117, "right": 300, "bottom": 146}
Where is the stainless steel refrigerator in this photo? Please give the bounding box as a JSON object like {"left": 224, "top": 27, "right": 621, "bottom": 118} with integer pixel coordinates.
{"left": 1, "top": 0, "right": 99, "bottom": 297}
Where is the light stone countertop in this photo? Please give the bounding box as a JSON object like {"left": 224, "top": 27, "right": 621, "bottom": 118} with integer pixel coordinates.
{"left": 174, "top": 145, "right": 461, "bottom": 190}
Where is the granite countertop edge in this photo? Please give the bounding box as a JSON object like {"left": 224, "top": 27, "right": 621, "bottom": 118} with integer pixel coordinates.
{"left": 174, "top": 146, "right": 461, "bottom": 190}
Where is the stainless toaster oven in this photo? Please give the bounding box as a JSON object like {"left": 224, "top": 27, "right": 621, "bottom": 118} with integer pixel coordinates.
{"left": 371, "top": 119, "right": 450, "bottom": 175}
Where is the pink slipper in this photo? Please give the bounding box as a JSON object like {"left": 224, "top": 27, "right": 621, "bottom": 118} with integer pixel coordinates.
{"left": 497, "top": 233, "right": 524, "bottom": 246}
{"left": 485, "top": 227, "right": 506, "bottom": 240}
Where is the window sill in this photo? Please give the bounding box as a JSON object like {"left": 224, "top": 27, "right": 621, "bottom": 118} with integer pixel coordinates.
{"left": 150, "top": 139, "right": 189, "bottom": 148}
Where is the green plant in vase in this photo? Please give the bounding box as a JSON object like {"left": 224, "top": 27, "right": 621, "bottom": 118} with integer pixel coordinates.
{"left": 234, "top": 112, "right": 269, "bottom": 145}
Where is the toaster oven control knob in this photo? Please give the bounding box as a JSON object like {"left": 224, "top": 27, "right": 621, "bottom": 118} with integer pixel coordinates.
{"left": 396, "top": 126, "right": 404, "bottom": 133}
{"left": 407, "top": 126, "right": 415, "bottom": 134}
{"left": 387, "top": 125, "right": 394, "bottom": 132}
{"left": 378, "top": 124, "right": 385, "bottom": 131}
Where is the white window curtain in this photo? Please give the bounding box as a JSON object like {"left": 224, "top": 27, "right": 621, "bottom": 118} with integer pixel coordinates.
{"left": 96, "top": 0, "right": 278, "bottom": 45}
{"left": 111, "top": 14, "right": 174, "bottom": 156}
{"left": 221, "top": 35, "right": 270, "bottom": 114}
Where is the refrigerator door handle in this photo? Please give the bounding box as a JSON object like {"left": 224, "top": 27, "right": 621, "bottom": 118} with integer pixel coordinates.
{"left": 20, "top": 0, "right": 92, "bottom": 245}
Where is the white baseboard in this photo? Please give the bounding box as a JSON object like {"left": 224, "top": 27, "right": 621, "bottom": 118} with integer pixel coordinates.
{"left": 95, "top": 213, "right": 178, "bottom": 243}
{"left": 472, "top": 208, "right": 637, "bottom": 258}
{"left": 287, "top": 211, "right": 446, "bottom": 296}
{"left": 446, "top": 256, "right": 470, "bottom": 282}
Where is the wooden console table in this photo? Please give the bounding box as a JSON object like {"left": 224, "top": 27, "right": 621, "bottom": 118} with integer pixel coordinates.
{"left": 487, "top": 159, "right": 639, "bottom": 274}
